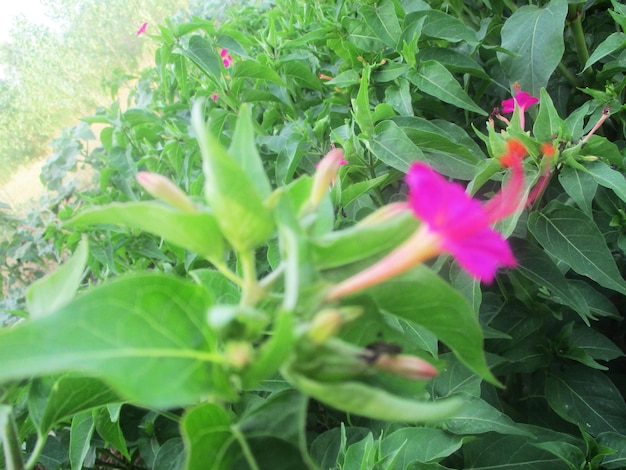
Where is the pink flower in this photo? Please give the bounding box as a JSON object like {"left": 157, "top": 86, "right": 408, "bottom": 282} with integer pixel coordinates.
{"left": 500, "top": 83, "right": 538, "bottom": 130}
{"left": 325, "top": 140, "right": 529, "bottom": 301}
{"left": 211, "top": 92, "right": 218, "bottom": 102}
{"left": 220, "top": 48, "right": 233, "bottom": 68}
{"left": 136, "top": 22, "right": 148, "bottom": 36}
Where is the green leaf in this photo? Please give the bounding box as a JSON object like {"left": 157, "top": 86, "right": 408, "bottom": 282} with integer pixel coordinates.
{"left": 312, "top": 211, "right": 419, "bottom": 269}
{"left": 281, "top": 365, "right": 463, "bottom": 423}
{"left": 558, "top": 166, "right": 597, "bottom": 217}
{"left": 430, "top": 353, "right": 482, "bottom": 398}
{"left": 404, "top": 10, "right": 479, "bottom": 47}
{"left": 66, "top": 202, "right": 225, "bottom": 264}
{"left": 583, "top": 160, "right": 626, "bottom": 205}
{"left": 231, "top": 61, "right": 287, "bottom": 87}
{"left": 340, "top": 174, "right": 389, "bottom": 208}
{"left": 583, "top": 32, "right": 626, "bottom": 71}
{"left": 181, "top": 403, "right": 234, "bottom": 470}
{"left": 192, "top": 100, "right": 274, "bottom": 251}
{"left": 279, "top": 60, "right": 324, "bottom": 91}
{"left": 408, "top": 61, "right": 487, "bottom": 115}
{"left": 444, "top": 395, "right": 534, "bottom": 437}
{"left": 533, "top": 88, "right": 569, "bottom": 142}
{"left": 546, "top": 365, "right": 626, "bottom": 435}
{"left": 391, "top": 116, "right": 486, "bottom": 180}
{"left": 228, "top": 103, "right": 272, "bottom": 199}
{"left": 369, "top": 266, "right": 498, "bottom": 385}
{"left": 353, "top": 67, "right": 374, "bottom": 137}
{"left": 598, "top": 432, "right": 626, "bottom": 469}
{"left": 361, "top": 0, "right": 402, "bottom": 49}
{"left": 95, "top": 407, "right": 129, "bottom": 460}
{"left": 176, "top": 35, "right": 222, "bottom": 83}
{"left": 28, "top": 376, "right": 119, "bottom": 434}
{"left": 69, "top": 411, "right": 95, "bottom": 470}
{"left": 569, "top": 326, "right": 624, "bottom": 363}
{"left": 531, "top": 441, "right": 585, "bottom": 470}
{"left": 367, "top": 120, "right": 425, "bottom": 172}
{"left": 26, "top": 237, "right": 88, "bottom": 319}
{"left": 527, "top": 201, "right": 626, "bottom": 296}
{"left": 497, "top": 0, "right": 568, "bottom": 95}
{"left": 0, "top": 274, "right": 234, "bottom": 408}
{"left": 464, "top": 434, "right": 570, "bottom": 469}
{"left": 381, "top": 428, "right": 464, "bottom": 464}
{"left": 384, "top": 79, "right": 413, "bottom": 116}
{"left": 510, "top": 238, "right": 591, "bottom": 322}
{"left": 153, "top": 439, "right": 185, "bottom": 470}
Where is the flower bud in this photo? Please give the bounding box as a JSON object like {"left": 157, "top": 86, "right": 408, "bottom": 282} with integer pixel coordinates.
{"left": 307, "top": 307, "right": 362, "bottom": 344}
{"left": 136, "top": 172, "right": 197, "bottom": 213}
{"left": 372, "top": 353, "right": 438, "bottom": 380}
{"left": 309, "top": 148, "right": 347, "bottom": 208}
{"left": 224, "top": 341, "right": 252, "bottom": 369}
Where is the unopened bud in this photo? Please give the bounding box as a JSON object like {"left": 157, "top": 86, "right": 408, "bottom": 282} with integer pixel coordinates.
{"left": 373, "top": 354, "right": 438, "bottom": 380}
{"left": 224, "top": 341, "right": 252, "bottom": 369}
{"left": 581, "top": 155, "right": 598, "bottom": 161}
{"left": 357, "top": 202, "right": 411, "bottom": 226}
{"left": 136, "top": 172, "right": 197, "bottom": 213}
{"left": 308, "top": 310, "right": 342, "bottom": 344}
{"left": 309, "top": 148, "right": 347, "bottom": 208}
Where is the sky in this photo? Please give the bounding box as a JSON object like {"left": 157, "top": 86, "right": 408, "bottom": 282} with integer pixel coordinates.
{"left": 0, "top": 0, "right": 55, "bottom": 43}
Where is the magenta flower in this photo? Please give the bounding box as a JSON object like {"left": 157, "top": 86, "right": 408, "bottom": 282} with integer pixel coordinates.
{"left": 220, "top": 48, "right": 233, "bottom": 68}
{"left": 211, "top": 92, "right": 218, "bottom": 102}
{"left": 500, "top": 83, "right": 538, "bottom": 130}
{"left": 325, "top": 140, "right": 529, "bottom": 301}
{"left": 136, "top": 22, "right": 148, "bottom": 36}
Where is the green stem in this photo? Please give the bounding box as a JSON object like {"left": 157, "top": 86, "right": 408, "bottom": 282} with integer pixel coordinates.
{"left": 231, "top": 426, "right": 261, "bottom": 470}
{"left": 0, "top": 406, "right": 25, "bottom": 470}
{"left": 24, "top": 432, "right": 46, "bottom": 470}
{"left": 557, "top": 62, "right": 582, "bottom": 89}
{"left": 239, "top": 250, "right": 262, "bottom": 307}
{"left": 214, "top": 261, "right": 244, "bottom": 288}
{"left": 568, "top": 4, "right": 593, "bottom": 84}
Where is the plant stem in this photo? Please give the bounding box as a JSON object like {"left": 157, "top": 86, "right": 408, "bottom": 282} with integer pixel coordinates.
{"left": 239, "top": 250, "right": 262, "bottom": 307}
{"left": 231, "top": 426, "right": 261, "bottom": 470}
{"left": 557, "top": 62, "right": 582, "bottom": 89}
{"left": 0, "top": 406, "right": 25, "bottom": 470}
{"left": 568, "top": 4, "right": 593, "bottom": 84}
{"left": 24, "top": 432, "right": 46, "bottom": 470}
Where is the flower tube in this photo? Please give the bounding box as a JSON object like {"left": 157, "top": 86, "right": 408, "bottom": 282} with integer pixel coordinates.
{"left": 325, "top": 140, "right": 530, "bottom": 301}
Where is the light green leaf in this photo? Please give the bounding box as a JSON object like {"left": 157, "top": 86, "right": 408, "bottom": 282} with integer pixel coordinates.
{"left": 192, "top": 100, "right": 274, "bottom": 251}
{"left": 176, "top": 35, "right": 222, "bottom": 83}
{"left": 381, "top": 428, "right": 464, "bottom": 465}
{"left": 228, "top": 103, "right": 272, "bottom": 198}
{"left": 367, "top": 120, "right": 425, "bottom": 172}
{"left": 497, "top": 0, "right": 568, "bottom": 95}
{"left": 181, "top": 403, "right": 234, "bottom": 470}
{"left": 546, "top": 365, "right": 626, "bottom": 435}
{"left": 583, "top": 32, "right": 626, "bottom": 71}
{"left": 231, "top": 61, "right": 287, "bottom": 87}
{"left": 533, "top": 88, "right": 569, "bottom": 142}
{"left": 558, "top": 166, "right": 597, "bottom": 217}
{"left": 66, "top": 202, "right": 225, "bottom": 263}
{"left": 26, "top": 237, "right": 88, "bottom": 319}
{"left": 527, "top": 201, "right": 626, "bottom": 295}
{"left": 369, "top": 266, "right": 498, "bottom": 385}
{"left": 361, "top": 0, "right": 402, "bottom": 49}
{"left": 0, "top": 274, "right": 233, "bottom": 408}
{"left": 153, "top": 439, "right": 185, "bottom": 470}
{"left": 69, "top": 411, "right": 95, "bottom": 470}
{"left": 444, "top": 395, "right": 534, "bottom": 437}
{"left": 583, "top": 160, "right": 626, "bottom": 205}
{"left": 404, "top": 10, "right": 479, "bottom": 47}
{"left": 408, "top": 61, "right": 487, "bottom": 115}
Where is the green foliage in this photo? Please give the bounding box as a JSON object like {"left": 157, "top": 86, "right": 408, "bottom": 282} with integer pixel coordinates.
{"left": 2, "top": 0, "right": 626, "bottom": 469}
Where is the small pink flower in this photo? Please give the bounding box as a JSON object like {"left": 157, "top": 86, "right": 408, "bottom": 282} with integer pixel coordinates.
{"left": 325, "top": 140, "right": 531, "bottom": 301}
{"left": 211, "top": 92, "right": 218, "bottom": 102}
{"left": 220, "top": 48, "right": 233, "bottom": 68}
{"left": 501, "top": 83, "right": 538, "bottom": 130}
{"left": 136, "top": 22, "right": 148, "bottom": 36}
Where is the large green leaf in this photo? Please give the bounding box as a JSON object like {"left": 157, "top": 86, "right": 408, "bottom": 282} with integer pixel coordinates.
{"left": 527, "top": 201, "right": 626, "bottom": 295}
{"left": 381, "top": 428, "right": 464, "bottom": 465}
{"left": 403, "top": 10, "right": 479, "bottom": 47}
{"left": 443, "top": 395, "right": 534, "bottom": 437}
{"left": 26, "top": 238, "right": 88, "bottom": 319}
{"left": 66, "top": 202, "right": 225, "bottom": 264}
{"left": 497, "top": 0, "right": 568, "bottom": 95}
{"left": 368, "top": 266, "right": 498, "bottom": 385}
{"left": 558, "top": 166, "right": 597, "bottom": 217}
{"left": 176, "top": 35, "right": 222, "bottom": 83}
{"left": 408, "top": 61, "right": 487, "bottom": 116}
{"left": 367, "top": 120, "right": 425, "bottom": 172}
{"left": 545, "top": 365, "right": 626, "bottom": 435}
{"left": 0, "top": 274, "right": 234, "bottom": 408}
{"left": 181, "top": 403, "right": 234, "bottom": 470}
{"left": 192, "top": 101, "right": 274, "bottom": 251}
{"left": 361, "top": 0, "right": 402, "bottom": 50}
{"left": 583, "top": 32, "right": 626, "bottom": 71}
{"left": 583, "top": 160, "right": 626, "bottom": 205}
